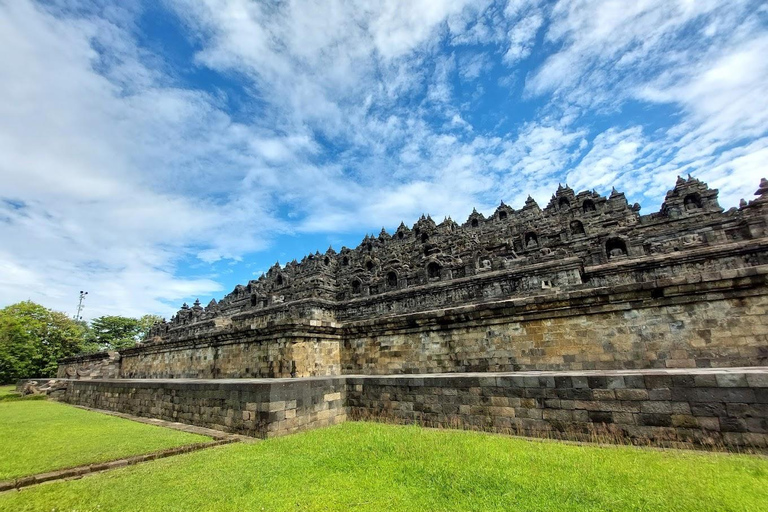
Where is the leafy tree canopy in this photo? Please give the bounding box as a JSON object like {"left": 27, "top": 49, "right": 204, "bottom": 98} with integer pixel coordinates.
{"left": 0, "top": 301, "right": 86, "bottom": 383}
{"left": 86, "top": 313, "right": 164, "bottom": 351}
{"left": 0, "top": 302, "right": 166, "bottom": 382}
{"left": 137, "top": 314, "right": 163, "bottom": 340}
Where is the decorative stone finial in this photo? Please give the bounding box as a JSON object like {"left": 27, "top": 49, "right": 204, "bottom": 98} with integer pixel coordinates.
{"left": 756, "top": 178, "right": 768, "bottom": 197}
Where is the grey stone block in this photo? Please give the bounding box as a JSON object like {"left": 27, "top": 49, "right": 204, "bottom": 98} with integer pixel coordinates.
{"left": 715, "top": 374, "right": 749, "bottom": 388}
{"left": 638, "top": 413, "right": 672, "bottom": 427}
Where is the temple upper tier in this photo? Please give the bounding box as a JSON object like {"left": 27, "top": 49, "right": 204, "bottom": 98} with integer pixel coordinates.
{"left": 148, "top": 176, "right": 768, "bottom": 342}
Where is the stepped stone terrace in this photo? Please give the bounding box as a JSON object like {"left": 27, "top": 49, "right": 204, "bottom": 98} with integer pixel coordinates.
{"left": 52, "top": 176, "right": 768, "bottom": 448}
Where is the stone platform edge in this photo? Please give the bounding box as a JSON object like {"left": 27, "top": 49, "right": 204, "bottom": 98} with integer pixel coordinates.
{"left": 45, "top": 367, "right": 768, "bottom": 449}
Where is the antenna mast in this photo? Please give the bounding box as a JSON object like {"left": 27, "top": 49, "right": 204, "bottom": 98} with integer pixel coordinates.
{"left": 74, "top": 290, "right": 88, "bottom": 320}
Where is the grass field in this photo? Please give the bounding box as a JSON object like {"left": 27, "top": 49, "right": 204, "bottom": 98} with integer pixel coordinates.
{"left": 0, "top": 385, "right": 47, "bottom": 404}
{"left": 1, "top": 421, "right": 766, "bottom": 512}
{"left": 0, "top": 399, "right": 210, "bottom": 480}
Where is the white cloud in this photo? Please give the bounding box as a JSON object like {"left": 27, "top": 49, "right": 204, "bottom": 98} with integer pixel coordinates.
{"left": 640, "top": 32, "right": 768, "bottom": 150}
{"left": 523, "top": 0, "right": 767, "bottom": 207}
{"left": 0, "top": 0, "right": 282, "bottom": 317}
{"left": 491, "top": 122, "right": 587, "bottom": 205}
{"left": 526, "top": 0, "right": 750, "bottom": 105}
{"left": 503, "top": 7, "right": 544, "bottom": 64}
{"left": 565, "top": 127, "right": 647, "bottom": 194}
{"left": 458, "top": 52, "right": 492, "bottom": 81}
{"left": 2, "top": 0, "right": 765, "bottom": 321}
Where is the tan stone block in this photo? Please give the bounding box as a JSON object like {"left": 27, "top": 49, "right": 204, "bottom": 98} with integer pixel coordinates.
{"left": 490, "top": 396, "right": 509, "bottom": 406}
{"left": 264, "top": 400, "right": 286, "bottom": 412}
{"left": 324, "top": 392, "right": 342, "bottom": 402}
{"left": 488, "top": 406, "right": 516, "bottom": 417}
{"left": 592, "top": 389, "right": 615, "bottom": 400}
{"left": 665, "top": 359, "right": 696, "bottom": 368}
{"left": 671, "top": 415, "right": 698, "bottom": 428}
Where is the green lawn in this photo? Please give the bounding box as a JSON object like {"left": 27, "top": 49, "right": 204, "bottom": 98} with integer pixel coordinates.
{"left": 0, "top": 385, "right": 19, "bottom": 399}
{"left": 0, "top": 400, "right": 210, "bottom": 480}
{"left": 0, "top": 385, "right": 46, "bottom": 403}
{"left": 2, "top": 422, "right": 766, "bottom": 512}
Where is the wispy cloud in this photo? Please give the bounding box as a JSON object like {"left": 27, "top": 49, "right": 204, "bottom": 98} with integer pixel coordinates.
{"left": 1, "top": 0, "right": 765, "bottom": 317}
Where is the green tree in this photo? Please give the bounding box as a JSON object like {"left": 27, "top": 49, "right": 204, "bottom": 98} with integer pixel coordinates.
{"left": 88, "top": 316, "right": 142, "bottom": 351}
{"left": 0, "top": 301, "right": 87, "bottom": 383}
{"left": 137, "top": 314, "right": 163, "bottom": 341}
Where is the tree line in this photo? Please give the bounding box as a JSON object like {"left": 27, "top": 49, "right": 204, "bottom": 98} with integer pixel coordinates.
{"left": 0, "top": 301, "right": 162, "bottom": 383}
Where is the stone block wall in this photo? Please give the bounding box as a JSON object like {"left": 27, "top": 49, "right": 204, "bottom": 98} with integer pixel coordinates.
{"left": 58, "top": 267, "right": 768, "bottom": 380}
{"left": 346, "top": 369, "right": 768, "bottom": 448}
{"left": 342, "top": 269, "right": 768, "bottom": 374}
{"left": 56, "top": 351, "right": 120, "bottom": 379}
{"left": 119, "top": 335, "right": 341, "bottom": 379}
{"left": 61, "top": 377, "right": 347, "bottom": 438}
{"left": 55, "top": 368, "right": 768, "bottom": 448}
{"left": 105, "top": 316, "right": 342, "bottom": 380}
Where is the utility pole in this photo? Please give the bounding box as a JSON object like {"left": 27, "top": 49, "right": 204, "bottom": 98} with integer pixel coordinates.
{"left": 74, "top": 290, "right": 88, "bottom": 321}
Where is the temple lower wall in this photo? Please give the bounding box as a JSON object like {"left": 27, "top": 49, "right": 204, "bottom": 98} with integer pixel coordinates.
{"left": 59, "top": 268, "right": 768, "bottom": 380}
{"left": 53, "top": 368, "right": 768, "bottom": 448}
{"left": 345, "top": 368, "right": 768, "bottom": 448}
{"left": 119, "top": 334, "right": 342, "bottom": 379}
{"left": 56, "top": 351, "right": 121, "bottom": 379}
{"left": 60, "top": 377, "right": 347, "bottom": 438}
{"left": 342, "top": 270, "right": 768, "bottom": 374}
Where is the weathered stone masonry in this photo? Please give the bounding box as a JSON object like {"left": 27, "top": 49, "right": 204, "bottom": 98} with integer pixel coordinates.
{"left": 56, "top": 368, "right": 767, "bottom": 446}
{"left": 54, "top": 177, "right": 768, "bottom": 447}
{"left": 346, "top": 369, "right": 768, "bottom": 448}
{"left": 61, "top": 178, "right": 768, "bottom": 379}
{"left": 61, "top": 377, "right": 347, "bottom": 439}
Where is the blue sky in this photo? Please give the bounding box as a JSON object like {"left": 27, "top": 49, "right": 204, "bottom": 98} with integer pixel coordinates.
{"left": 1, "top": 0, "right": 766, "bottom": 319}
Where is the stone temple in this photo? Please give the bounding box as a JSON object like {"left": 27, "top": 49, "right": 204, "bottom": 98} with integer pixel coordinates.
{"left": 51, "top": 176, "right": 768, "bottom": 448}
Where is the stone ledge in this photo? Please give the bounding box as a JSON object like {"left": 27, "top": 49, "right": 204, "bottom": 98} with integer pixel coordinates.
{"left": 60, "top": 376, "right": 349, "bottom": 439}
{"left": 53, "top": 367, "right": 768, "bottom": 450}
{"left": 66, "top": 264, "right": 768, "bottom": 365}
{"left": 54, "top": 366, "right": 768, "bottom": 385}
{"left": 342, "top": 268, "right": 768, "bottom": 333}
